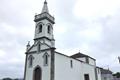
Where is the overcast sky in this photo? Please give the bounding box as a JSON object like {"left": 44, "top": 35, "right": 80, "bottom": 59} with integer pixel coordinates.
{"left": 0, "top": 0, "right": 120, "bottom": 79}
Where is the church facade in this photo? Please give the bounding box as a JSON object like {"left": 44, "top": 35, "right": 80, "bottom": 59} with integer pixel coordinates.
{"left": 24, "top": 1, "right": 104, "bottom": 80}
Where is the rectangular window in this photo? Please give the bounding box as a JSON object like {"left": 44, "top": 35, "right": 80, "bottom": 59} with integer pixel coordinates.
{"left": 86, "top": 57, "right": 89, "bottom": 64}
{"left": 84, "top": 74, "right": 90, "bottom": 80}
{"left": 70, "top": 60, "right": 73, "bottom": 68}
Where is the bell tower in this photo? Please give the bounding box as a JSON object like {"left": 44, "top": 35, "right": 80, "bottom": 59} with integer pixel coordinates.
{"left": 34, "top": 0, "right": 55, "bottom": 48}
{"left": 24, "top": 1, "right": 55, "bottom": 80}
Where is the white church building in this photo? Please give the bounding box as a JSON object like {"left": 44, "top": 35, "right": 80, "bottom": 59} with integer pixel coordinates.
{"left": 23, "top": 1, "right": 106, "bottom": 80}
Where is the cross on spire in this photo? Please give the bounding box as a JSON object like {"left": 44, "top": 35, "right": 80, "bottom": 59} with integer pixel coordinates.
{"left": 45, "top": 0, "right": 47, "bottom": 3}
{"left": 41, "top": 0, "right": 49, "bottom": 13}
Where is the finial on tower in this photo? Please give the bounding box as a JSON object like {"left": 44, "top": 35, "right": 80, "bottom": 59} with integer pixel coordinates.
{"left": 44, "top": 0, "right": 47, "bottom": 3}
{"left": 26, "top": 41, "right": 30, "bottom": 51}
{"left": 42, "top": 0, "right": 49, "bottom": 13}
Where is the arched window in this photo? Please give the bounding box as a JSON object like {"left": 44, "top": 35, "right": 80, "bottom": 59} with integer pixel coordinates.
{"left": 38, "top": 24, "right": 42, "bottom": 33}
{"left": 48, "top": 25, "right": 50, "bottom": 34}
{"left": 43, "top": 52, "right": 49, "bottom": 66}
{"left": 28, "top": 55, "right": 34, "bottom": 67}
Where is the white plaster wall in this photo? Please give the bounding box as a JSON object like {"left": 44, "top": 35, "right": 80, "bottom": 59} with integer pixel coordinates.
{"left": 55, "top": 53, "right": 96, "bottom": 80}
{"left": 76, "top": 57, "right": 95, "bottom": 66}
{"left": 44, "top": 19, "right": 53, "bottom": 39}
{"left": 29, "top": 45, "right": 37, "bottom": 52}
{"left": 25, "top": 50, "right": 51, "bottom": 80}
{"left": 81, "top": 62, "right": 96, "bottom": 80}
{"left": 44, "top": 39, "right": 52, "bottom": 46}
{"left": 41, "top": 44, "right": 49, "bottom": 50}
{"left": 96, "top": 68, "right": 102, "bottom": 80}
{"left": 89, "top": 58, "right": 96, "bottom": 66}
{"left": 35, "top": 19, "right": 53, "bottom": 40}
{"left": 77, "top": 57, "right": 86, "bottom": 62}
{"left": 55, "top": 53, "right": 82, "bottom": 80}
{"left": 29, "top": 44, "right": 49, "bottom": 52}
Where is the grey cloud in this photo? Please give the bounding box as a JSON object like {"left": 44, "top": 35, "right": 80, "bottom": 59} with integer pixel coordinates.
{"left": 55, "top": 6, "right": 120, "bottom": 72}
{"left": 0, "top": 0, "right": 120, "bottom": 78}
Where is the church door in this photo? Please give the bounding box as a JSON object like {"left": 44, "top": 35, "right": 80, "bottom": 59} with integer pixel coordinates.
{"left": 84, "top": 74, "right": 89, "bottom": 80}
{"left": 34, "top": 67, "right": 42, "bottom": 80}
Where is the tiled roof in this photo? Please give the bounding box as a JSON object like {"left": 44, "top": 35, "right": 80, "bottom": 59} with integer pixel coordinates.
{"left": 100, "top": 68, "right": 113, "bottom": 74}
{"left": 70, "top": 52, "right": 95, "bottom": 60}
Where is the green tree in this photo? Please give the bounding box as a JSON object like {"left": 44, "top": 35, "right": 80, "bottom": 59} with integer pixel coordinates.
{"left": 2, "top": 78, "right": 12, "bottom": 80}
{"left": 14, "top": 78, "right": 20, "bottom": 80}
{"left": 113, "top": 72, "right": 120, "bottom": 78}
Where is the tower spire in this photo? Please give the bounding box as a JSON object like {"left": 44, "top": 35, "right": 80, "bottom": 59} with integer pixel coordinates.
{"left": 42, "top": 0, "right": 49, "bottom": 13}
{"left": 45, "top": 0, "right": 47, "bottom": 3}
